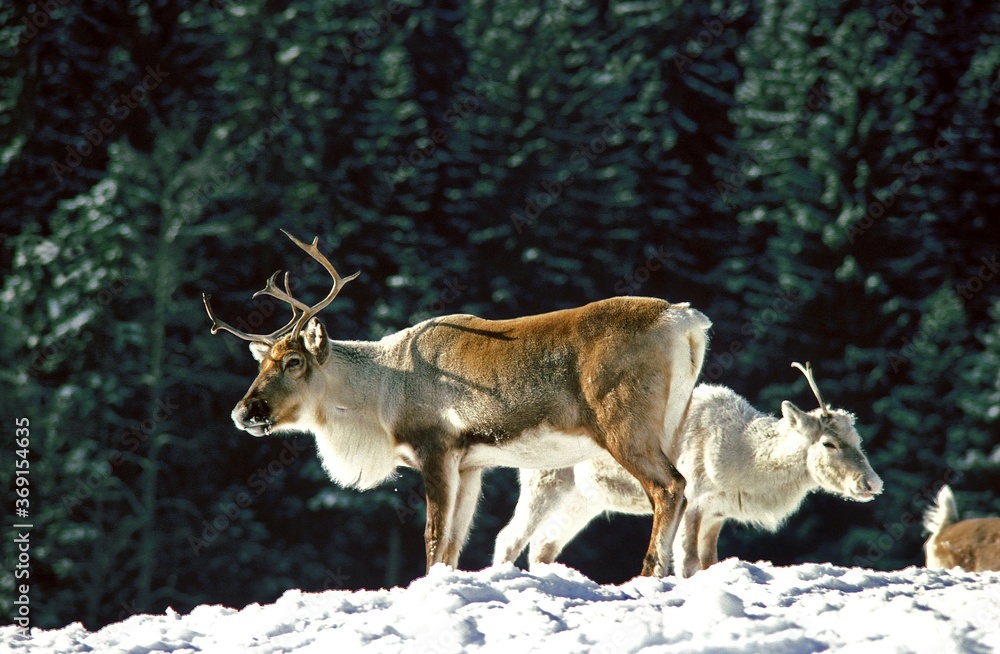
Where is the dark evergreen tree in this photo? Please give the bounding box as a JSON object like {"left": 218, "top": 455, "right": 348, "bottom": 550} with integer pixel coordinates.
{"left": 1, "top": 0, "right": 996, "bottom": 630}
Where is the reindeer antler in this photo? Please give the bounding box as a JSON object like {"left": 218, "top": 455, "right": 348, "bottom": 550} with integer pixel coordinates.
{"left": 202, "top": 231, "right": 360, "bottom": 345}
{"left": 278, "top": 230, "right": 360, "bottom": 339}
{"left": 791, "top": 361, "right": 830, "bottom": 416}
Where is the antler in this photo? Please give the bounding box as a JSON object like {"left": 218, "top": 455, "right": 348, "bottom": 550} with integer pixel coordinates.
{"left": 279, "top": 229, "right": 360, "bottom": 339}
{"left": 202, "top": 231, "right": 360, "bottom": 344}
{"left": 203, "top": 292, "right": 274, "bottom": 344}
{"left": 791, "top": 361, "right": 830, "bottom": 416}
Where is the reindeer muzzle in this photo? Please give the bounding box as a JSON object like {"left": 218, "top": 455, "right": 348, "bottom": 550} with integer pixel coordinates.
{"left": 233, "top": 399, "right": 273, "bottom": 437}
{"left": 852, "top": 475, "right": 883, "bottom": 502}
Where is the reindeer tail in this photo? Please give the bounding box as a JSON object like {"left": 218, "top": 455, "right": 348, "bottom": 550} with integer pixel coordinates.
{"left": 923, "top": 485, "right": 959, "bottom": 536}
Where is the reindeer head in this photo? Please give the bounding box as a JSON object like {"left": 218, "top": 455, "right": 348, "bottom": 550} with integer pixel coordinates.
{"left": 782, "top": 362, "right": 883, "bottom": 502}
{"left": 202, "top": 231, "right": 358, "bottom": 437}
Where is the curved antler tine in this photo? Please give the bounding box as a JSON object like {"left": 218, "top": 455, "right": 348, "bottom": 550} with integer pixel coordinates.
{"left": 282, "top": 272, "right": 300, "bottom": 319}
{"left": 791, "top": 361, "right": 830, "bottom": 415}
{"left": 202, "top": 232, "right": 360, "bottom": 345}
{"left": 258, "top": 272, "right": 304, "bottom": 341}
{"left": 202, "top": 293, "right": 275, "bottom": 344}
{"left": 280, "top": 230, "right": 361, "bottom": 338}
{"left": 253, "top": 270, "right": 312, "bottom": 314}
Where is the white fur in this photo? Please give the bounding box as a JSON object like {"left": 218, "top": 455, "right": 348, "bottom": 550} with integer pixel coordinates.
{"left": 443, "top": 407, "right": 467, "bottom": 432}
{"left": 494, "top": 383, "right": 884, "bottom": 576}
{"left": 236, "top": 299, "right": 711, "bottom": 575}
{"left": 922, "top": 484, "right": 1000, "bottom": 572}
{"left": 311, "top": 413, "right": 399, "bottom": 490}
{"left": 923, "top": 484, "right": 958, "bottom": 536}
{"left": 923, "top": 485, "right": 959, "bottom": 569}
{"left": 262, "top": 340, "right": 401, "bottom": 491}
{"left": 462, "top": 427, "right": 606, "bottom": 470}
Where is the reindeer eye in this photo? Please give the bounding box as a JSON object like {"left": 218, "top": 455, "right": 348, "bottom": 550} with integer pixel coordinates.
{"left": 283, "top": 355, "right": 303, "bottom": 370}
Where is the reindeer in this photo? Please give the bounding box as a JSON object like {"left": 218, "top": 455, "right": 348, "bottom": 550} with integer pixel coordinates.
{"left": 202, "top": 230, "right": 712, "bottom": 576}
{"left": 494, "top": 363, "right": 883, "bottom": 577}
{"left": 923, "top": 485, "right": 1000, "bottom": 572}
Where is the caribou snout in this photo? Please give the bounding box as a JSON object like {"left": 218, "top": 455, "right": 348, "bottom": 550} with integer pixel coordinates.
{"left": 850, "top": 472, "right": 883, "bottom": 502}
{"left": 232, "top": 398, "right": 272, "bottom": 437}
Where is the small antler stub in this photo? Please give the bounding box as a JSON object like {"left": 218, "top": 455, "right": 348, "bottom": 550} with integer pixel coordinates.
{"left": 791, "top": 361, "right": 830, "bottom": 416}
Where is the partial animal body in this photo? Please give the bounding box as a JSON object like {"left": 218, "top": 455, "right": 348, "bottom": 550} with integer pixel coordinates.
{"left": 495, "top": 375, "right": 883, "bottom": 577}
{"left": 924, "top": 485, "right": 1000, "bottom": 572}
{"left": 204, "top": 231, "right": 711, "bottom": 576}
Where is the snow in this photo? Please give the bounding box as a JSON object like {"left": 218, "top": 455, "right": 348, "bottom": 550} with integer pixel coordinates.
{"left": 4, "top": 559, "right": 1000, "bottom": 653}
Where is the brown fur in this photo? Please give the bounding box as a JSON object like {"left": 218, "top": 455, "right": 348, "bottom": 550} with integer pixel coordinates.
{"left": 924, "top": 485, "right": 1000, "bottom": 572}
{"left": 227, "top": 296, "right": 711, "bottom": 576}
{"left": 931, "top": 518, "right": 1000, "bottom": 572}
{"left": 929, "top": 519, "right": 1000, "bottom": 572}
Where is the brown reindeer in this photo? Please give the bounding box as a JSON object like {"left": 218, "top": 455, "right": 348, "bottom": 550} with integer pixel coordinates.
{"left": 924, "top": 485, "right": 1000, "bottom": 572}
{"left": 203, "top": 231, "right": 712, "bottom": 576}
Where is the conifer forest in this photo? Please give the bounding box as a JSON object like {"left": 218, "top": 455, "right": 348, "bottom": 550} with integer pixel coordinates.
{"left": 1, "top": 0, "right": 998, "bottom": 630}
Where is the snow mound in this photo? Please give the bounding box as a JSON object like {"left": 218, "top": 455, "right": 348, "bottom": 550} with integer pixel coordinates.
{"left": 4, "top": 559, "right": 1000, "bottom": 653}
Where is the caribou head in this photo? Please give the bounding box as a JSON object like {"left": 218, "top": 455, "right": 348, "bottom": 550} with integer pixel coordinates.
{"left": 786, "top": 361, "right": 883, "bottom": 502}
{"left": 202, "top": 230, "right": 359, "bottom": 437}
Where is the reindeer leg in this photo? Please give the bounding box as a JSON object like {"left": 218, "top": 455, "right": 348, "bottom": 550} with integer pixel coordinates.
{"left": 677, "top": 502, "right": 702, "bottom": 578}
{"left": 698, "top": 516, "right": 724, "bottom": 571}
{"left": 420, "top": 451, "right": 461, "bottom": 572}
{"left": 602, "top": 426, "right": 686, "bottom": 577}
{"left": 494, "top": 467, "right": 580, "bottom": 566}
{"left": 643, "top": 458, "right": 686, "bottom": 577}
{"left": 529, "top": 481, "right": 600, "bottom": 568}
{"left": 495, "top": 468, "right": 557, "bottom": 566}
{"left": 444, "top": 467, "right": 483, "bottom": 568}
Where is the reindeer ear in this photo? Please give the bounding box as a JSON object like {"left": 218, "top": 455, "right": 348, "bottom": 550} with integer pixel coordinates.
{"left": 781, "top": 401, "right": 821, "bottom": 439}
{"left": 302, "top": 318, "right": 330, "bottom": 363}
{"left": 249, "top": 342, "right": 270, "bottom": 363}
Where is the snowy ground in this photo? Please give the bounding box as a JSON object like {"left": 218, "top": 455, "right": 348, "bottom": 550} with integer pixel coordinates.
{"left": 4, "top": 559, "right": 1000, "bottom": 653}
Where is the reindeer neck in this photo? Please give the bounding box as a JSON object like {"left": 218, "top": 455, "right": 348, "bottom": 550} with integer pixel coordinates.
{"left": 323, "top": 339, "right": 394, "bottom": 406}
{"left": 742, "top": 416, "right": 814, "bottom": 492}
